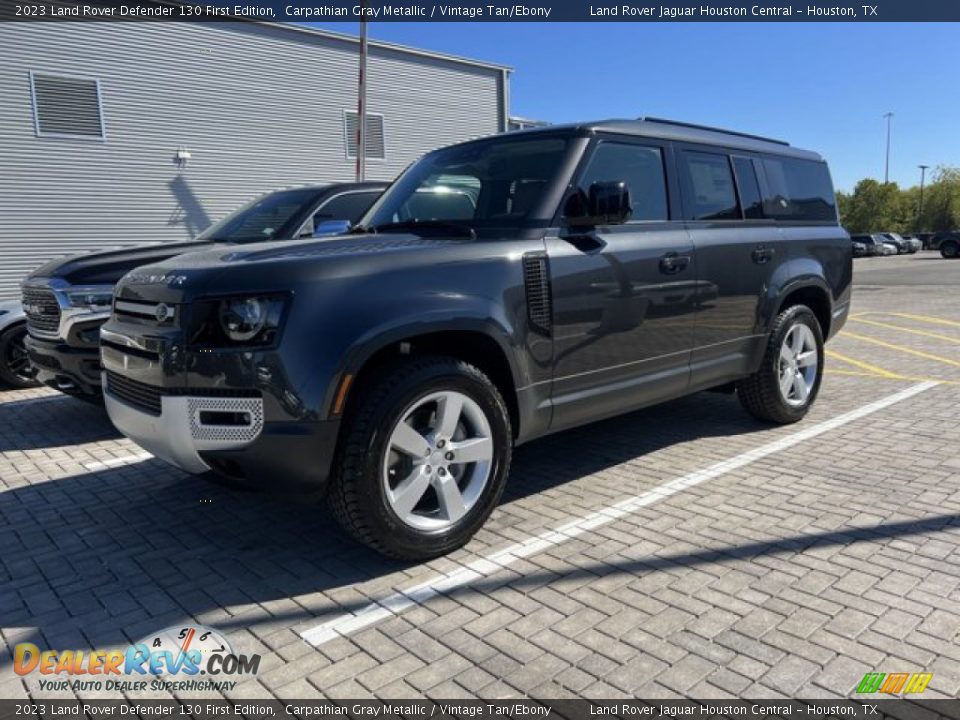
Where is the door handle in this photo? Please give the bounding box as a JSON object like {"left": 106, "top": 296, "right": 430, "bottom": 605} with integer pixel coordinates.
{"left": 752, "top": 246, "right": 775, "bottom": 264}
{"left": 659, "top": 252, "right": 691, "bottom": 275}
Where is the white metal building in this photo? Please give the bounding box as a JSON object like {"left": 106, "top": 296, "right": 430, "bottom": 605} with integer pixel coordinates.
{"left": 0, "top": 22, "right": 511, "bottom": 298}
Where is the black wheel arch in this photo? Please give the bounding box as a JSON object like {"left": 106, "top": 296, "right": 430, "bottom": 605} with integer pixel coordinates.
{"left": 769, "top": 279, "right": 834, "bottom": 339}
{"left": 329, "top": 318, "right": 525, "bottom": 440}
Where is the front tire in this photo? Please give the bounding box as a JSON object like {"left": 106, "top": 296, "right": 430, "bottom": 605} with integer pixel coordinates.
{"left": 328, "top": 356, "right": 512, "bottom": 560}
{"left": 738, "top": 305, "right": 824, "bottom": 424}
{"left": 0, "top": 323, "right": 39, "bottom": 389}
{"left": 942, "top": 241, "right": 959, "bottom": 259}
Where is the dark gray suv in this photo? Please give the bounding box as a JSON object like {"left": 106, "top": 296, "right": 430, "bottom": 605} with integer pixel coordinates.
{"left": 100, "top": 118, "right": 851, "bottom": 559}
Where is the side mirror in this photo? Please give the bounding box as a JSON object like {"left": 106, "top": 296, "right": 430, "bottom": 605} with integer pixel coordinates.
{"left": 313, "top": 219, "right": 352, "bottom": 237}
{"left": 565, "top": 181, "right": 631, "bottom": 228}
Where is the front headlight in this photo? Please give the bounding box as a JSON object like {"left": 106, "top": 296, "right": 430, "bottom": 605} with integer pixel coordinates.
{"left": 190, "top": 294, "right": 287, "bottom": 348}
{"left": 220, "top": 297, "right": 271, "bottom": 342}
{"left": 65, "top": 286, "right": 114, "bottom": 311}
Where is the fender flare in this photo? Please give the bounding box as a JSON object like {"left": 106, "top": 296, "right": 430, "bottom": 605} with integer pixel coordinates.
{"left": 767, "top": 275, "right": 834, "bottom": 332}
{"left": 321, "top": 310, "right": 526, "bottom": 418}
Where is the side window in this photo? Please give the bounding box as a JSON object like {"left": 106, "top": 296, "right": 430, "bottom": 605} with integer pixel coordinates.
{"left": 681, "top": 151, "right": 740, "bottom": 221}
{"left": 577, "top": 142, "right": 668, "bottom": 222}
{"left": 732, "top": 157, "right": 763, "bottom": 219}
{"left": 761, "top": 157, "right": 837, "bottom": 221}
{"left": 313, "top": 191, "right": 381, "bottom": 225}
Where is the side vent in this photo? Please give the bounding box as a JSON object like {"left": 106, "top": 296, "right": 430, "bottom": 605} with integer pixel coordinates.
{"left": 522, "top": 252, "right": 552, "bottom": 335}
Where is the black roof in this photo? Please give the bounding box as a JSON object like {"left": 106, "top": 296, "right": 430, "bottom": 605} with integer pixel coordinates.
{"left": 514, "top": 117, "right": 823, "bottom": 161}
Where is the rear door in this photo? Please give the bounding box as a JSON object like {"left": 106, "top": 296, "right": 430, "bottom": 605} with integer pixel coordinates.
{"left": 677, "top": 148, "right": 785, "bottom": 387}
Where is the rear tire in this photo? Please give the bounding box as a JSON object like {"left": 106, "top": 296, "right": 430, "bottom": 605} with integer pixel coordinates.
{"left": 941, "top": 241, "right": 959, "bottom": 259}
{"left": 0, "top": 323, "right": 39, "bottom": 389}
{"left": 328, "top": 356, "right": 512, "bottom": 560}
{"left": 738, "top": 305, "right": 824, "bottom": 424}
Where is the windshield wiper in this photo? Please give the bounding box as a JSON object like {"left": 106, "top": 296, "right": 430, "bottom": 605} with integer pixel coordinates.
{"left": 369, "top": 220, "right": 477, "bottom": 240}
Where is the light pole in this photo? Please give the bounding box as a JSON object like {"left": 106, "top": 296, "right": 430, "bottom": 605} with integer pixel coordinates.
{"left": 355, "top": 13, "right": 368, "bottom": 182}
{"left": 882, "top": 112, "right": 894, "bottom": 183}
{"left": 918, "top": 164, "right": 929, "bottom": 231}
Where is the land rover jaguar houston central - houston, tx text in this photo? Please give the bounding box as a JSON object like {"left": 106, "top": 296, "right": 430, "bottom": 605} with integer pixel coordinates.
{"left": 101, "top": 118, "right": 851, "bottom": 559}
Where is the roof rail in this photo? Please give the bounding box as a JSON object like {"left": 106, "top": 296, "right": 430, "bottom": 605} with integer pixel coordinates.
{"left": 640, "top": 116, "right": 790, "bottom": 146}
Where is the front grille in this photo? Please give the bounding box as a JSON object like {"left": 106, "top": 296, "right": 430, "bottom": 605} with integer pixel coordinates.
{"left": 105, "top": 371, "right": 261, "bottom": 416}
{"left": 22, "top": 287, "right": 61, "bottom": 335}
{"left": 106, "top": 371, "right": 163, "bottom": 416}
{"left": 114, "top": 299, "right": 176, "bottom": 326}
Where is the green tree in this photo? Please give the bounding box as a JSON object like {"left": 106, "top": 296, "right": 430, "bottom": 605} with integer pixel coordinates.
{"left": 919, "top": 166, "right": 960, "bottom": 232}
{"left": 838, "top": 179, "right": 906, "bottom": 233}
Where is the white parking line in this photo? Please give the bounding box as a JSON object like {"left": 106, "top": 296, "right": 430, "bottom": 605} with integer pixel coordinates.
{"left": 300, "top": 380, "right": 939, "bottom": 648}
{"left": 82, "top": 451, "right": 154, "bottom": 472}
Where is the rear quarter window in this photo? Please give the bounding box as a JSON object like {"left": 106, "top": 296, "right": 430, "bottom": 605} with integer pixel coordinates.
{"left": 761, "top": 157, "right": 837, "bottom": 222}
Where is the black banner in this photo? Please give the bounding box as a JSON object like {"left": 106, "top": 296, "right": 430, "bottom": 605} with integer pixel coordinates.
{"left": 3, "top": 0, "right": 960, "bottom": 21}
{"left": 2, "top": 700, "right": 960, "bottom": 720}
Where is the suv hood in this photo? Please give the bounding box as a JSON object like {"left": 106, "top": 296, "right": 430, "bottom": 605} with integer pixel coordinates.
{"left": 26, "top": 239, "right": 216, "bottom": 287}
{"left": 129, "top": 233, "right": 466, "bottom": 270}
{"left": 114, "top": 233, "right": 476, "bottom": 303}
{"left": 220, "top": 233, "right": 463, "bottom": 263}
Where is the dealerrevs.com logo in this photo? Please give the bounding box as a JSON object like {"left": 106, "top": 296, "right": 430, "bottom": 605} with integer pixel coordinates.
{"left": 14, "top": 624, "right": 261, "bottom": 693}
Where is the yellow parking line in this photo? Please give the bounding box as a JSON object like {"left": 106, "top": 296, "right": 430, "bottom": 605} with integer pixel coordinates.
{"left": 825, "top": 349, "right": 904, "bottom": 378}
{"left": 854, "top": 312, "right": 960, "bottom": 329}
{"left": 826, "top": 369, "right": 888, "bottom": 379}
{"left": 849, "top": 317, "right": 960, "bottom": 345}
{"left": 840, "top": 331, "right": 960, "bottom": 369}
{"left": 826, "top": 369, "right": 959, "bottom": 386}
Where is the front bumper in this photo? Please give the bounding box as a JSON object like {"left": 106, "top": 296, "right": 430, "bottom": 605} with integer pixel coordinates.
{"left": 103, "top": 371, "right": 342, "bottom": 491}
{"left": 103, "top": 377, "right": 265, "bottom": 474}
{"left": 25, "top": 336, "right": 102, "bottom": 396}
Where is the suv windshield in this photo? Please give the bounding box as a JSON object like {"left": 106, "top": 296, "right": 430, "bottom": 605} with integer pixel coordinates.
{"left": 198, "top": 187, "right": 324, "bottom": 243}
{"left": 361, "top": 136, "right": 568, "bottom": 233}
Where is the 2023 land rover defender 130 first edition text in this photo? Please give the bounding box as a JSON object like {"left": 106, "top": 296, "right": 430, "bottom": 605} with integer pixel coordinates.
{"left": 102, "top": 119, "right": 851, "bottom": 559}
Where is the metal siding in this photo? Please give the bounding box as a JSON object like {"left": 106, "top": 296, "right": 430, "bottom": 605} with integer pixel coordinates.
{"left": 0, "top": 23, "right": 504, "bottom": 298}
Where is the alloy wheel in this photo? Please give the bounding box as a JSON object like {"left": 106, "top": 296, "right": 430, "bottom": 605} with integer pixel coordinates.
{"left": 778, "top": 323, "right": 818, "bottom": 407}
{"left": 382, "top": 390, "right": 494, "bottom": 531}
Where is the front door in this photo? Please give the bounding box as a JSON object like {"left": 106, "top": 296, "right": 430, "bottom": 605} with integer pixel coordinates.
{"left": 546, "top": 138, "right": 698, "bottom": 433}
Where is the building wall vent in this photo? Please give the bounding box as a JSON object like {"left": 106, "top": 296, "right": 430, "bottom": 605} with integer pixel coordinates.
{"left": 30, "top": 72, "right": 105, "bottom": 139}
{"left": 344, "top": 111, "right": 385, "bottom": 160}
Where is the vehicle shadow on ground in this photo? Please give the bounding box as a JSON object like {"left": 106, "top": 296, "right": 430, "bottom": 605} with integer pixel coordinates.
{"left": 0, "top": 391, "right": 768, "bottom": 654}
{"left": 0, "top": 396, "right": 121, "bottom": 452}
{"left": 455, "top": 512, "right": 960, "bottom": 598}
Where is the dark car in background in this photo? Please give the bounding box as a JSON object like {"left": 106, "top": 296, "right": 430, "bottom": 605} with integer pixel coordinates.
{"left": 20, "top": 182, "right": 386, "bottom": 400}
{"left": 897, "top": 234, "right": 923, "bottom": 253}
{"left": 934, "top": 231, "right": 960, "bottom": 258}
{"left": 881, "top": 232, "right": 917, "bottom": 254}
{"left": 850, "top": 233, "right": 884, "bottom": 256}
{"left": 100, "top": 118, "right": 850, "bottom": 559}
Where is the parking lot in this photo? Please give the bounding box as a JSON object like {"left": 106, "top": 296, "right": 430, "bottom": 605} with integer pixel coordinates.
{"left": 1, "top": 251, "right": 958, "bottom": 701}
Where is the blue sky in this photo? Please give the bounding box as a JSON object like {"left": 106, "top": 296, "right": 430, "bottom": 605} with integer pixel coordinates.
{"left": 309, "top": 22, "right": 957, "bottom": 192}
